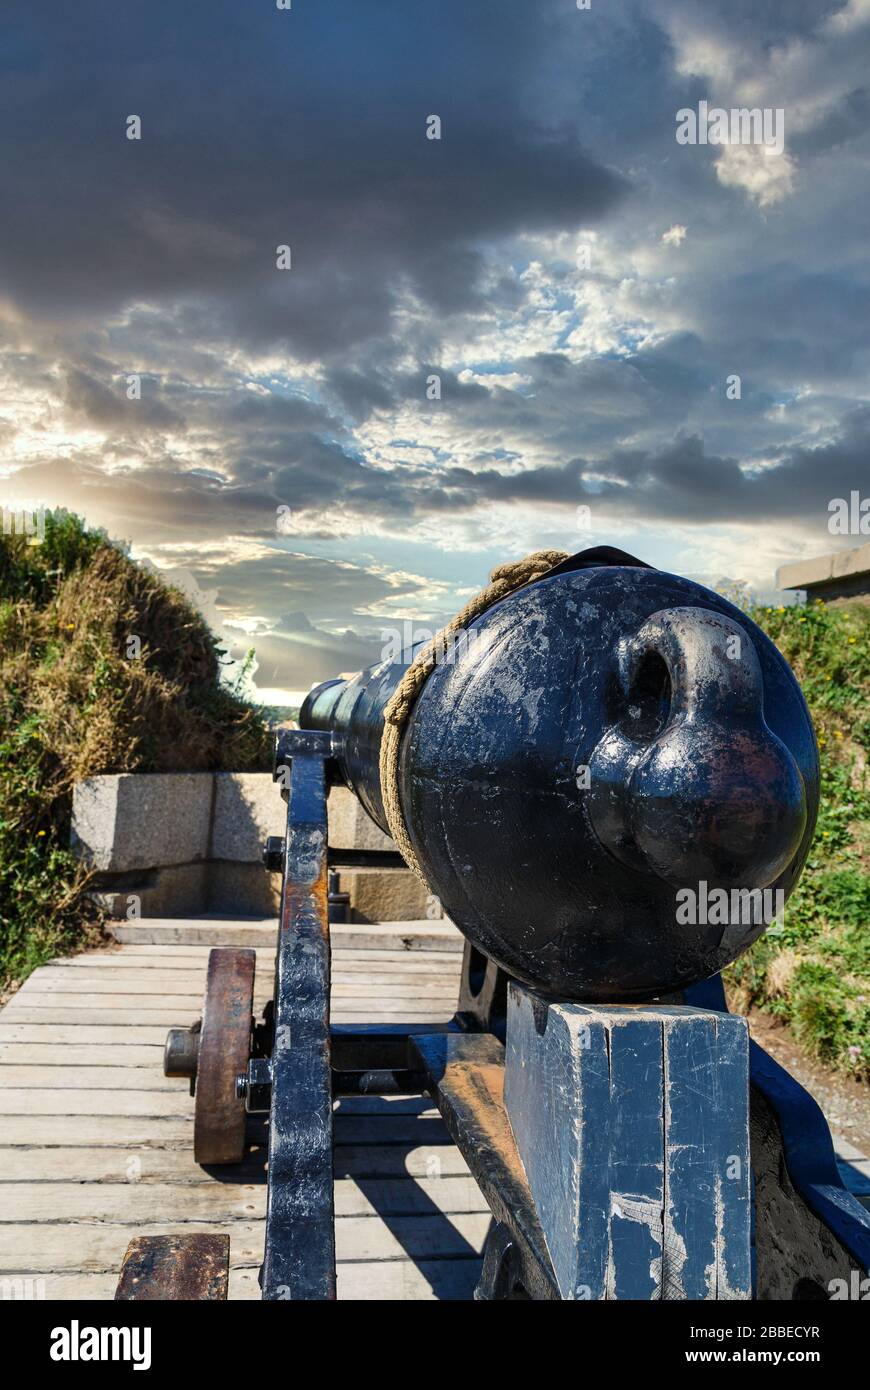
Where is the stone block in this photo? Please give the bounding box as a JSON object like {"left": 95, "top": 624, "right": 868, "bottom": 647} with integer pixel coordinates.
{"left": 328, "top": 786, "right": 395, "bottom": 852}
{"left": 832, "top": 539, "right": 870, "bottom": 579}
{"left": 211, "top": 773, "right": 284, "bottom": 862}
{"left": 210, "top": 775, "right": 394, "bottom": 860}
{"left": 73, "top": 771, "right": 417, "bottom": 919}
{"left": 93, "top": 864, "right": 209, "bottom": 918}
{"left": 71, "top": 773, "right": 213, "bottom": 872}
{"left": 777, "top": 553, "right": 834, "bottom": 591}
{"left": 206, "top": 861, "right": 281, "bottom": 916}
{"left": 344, "top": 867, "right": 436, "bottom": 922}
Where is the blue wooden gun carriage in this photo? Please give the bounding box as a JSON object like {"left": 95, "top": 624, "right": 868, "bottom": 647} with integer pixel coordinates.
{"left": 117, "top": 548, "right": 870, "bottom": 1301}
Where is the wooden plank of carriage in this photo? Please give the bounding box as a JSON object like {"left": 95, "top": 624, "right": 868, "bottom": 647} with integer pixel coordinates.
{"left": 0, "top": 919, "right": 489, "bottom": 1302}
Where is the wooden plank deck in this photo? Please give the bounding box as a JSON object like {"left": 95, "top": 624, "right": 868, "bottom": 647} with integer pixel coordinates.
{"left": 0, "top": 920, "right": 490, "bottom": 1301}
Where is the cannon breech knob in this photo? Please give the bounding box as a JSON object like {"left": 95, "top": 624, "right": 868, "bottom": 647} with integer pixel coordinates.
{"left": 588, "top": 606, "right": 807, "bottom": 890}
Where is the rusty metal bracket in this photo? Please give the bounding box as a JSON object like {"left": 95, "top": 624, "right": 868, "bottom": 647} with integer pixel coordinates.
{"left": 115, "top": 1234, "right": 230, "bottom": 1301}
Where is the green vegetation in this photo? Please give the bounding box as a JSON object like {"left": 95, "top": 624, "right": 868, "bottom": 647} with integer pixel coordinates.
{"left": 726, "top": 599, "right": 870, "bottom": 1080}
{"left": 0, "top": 511, "right": 271, "bottom": 988}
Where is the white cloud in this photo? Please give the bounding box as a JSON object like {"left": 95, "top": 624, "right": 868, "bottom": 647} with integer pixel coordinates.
{"left": 714, "top": 144, "right": 797, "bottom": 208}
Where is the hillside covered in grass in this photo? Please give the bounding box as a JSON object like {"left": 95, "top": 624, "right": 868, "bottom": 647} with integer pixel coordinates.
{"left": 727, "top": 599, "right": 870, "bottom": 1080}
{"left": 0, "top": 512, "right": 271, "bottom": 988}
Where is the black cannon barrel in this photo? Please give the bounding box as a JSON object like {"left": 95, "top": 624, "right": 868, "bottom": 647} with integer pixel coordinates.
{"left": 301, "top": 667, "right": 404, "bottom": 833}
{"left": 300, "top": 551, "right": 818, "bottom": 1001}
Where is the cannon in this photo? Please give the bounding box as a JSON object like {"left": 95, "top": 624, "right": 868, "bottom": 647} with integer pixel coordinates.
{"left": 300, "top": 547, "right": 815, "bottom": 1001}
{"left": 124, "top": 546, "right": 870, "bottom": 1301}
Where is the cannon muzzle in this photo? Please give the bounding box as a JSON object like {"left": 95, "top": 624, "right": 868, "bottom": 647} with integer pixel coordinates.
{"left": 587, "top": 606, "right": 807, "bottom": 892}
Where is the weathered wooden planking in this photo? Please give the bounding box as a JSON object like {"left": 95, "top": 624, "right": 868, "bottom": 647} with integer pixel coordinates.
{"left": 0, "top": 1148, "right": 246, "bottom": 1183}
{"left": 0, "top": 1213, "right": 489, "bottom": 1272}
{"left": 2, "top": 1005, "right": 454, "bottom": 1025}
{"left": 0, "top": 1144, "right": 471, "bottom": 1183}
{"left": 0, "top": 1024, "right": 180, "bottom": 1046}
{"left": 1, "top": 1006, "right": 205, "bottom": 1026}
{"left": 0, "top": 916, "right": 483, "bottom": 1300}
{"left": 111, "top": 919, "right": 462, "bottom": 951}
{"left": 0, "top": 1221, "right": 265, "bottom": 1273}
{"left": 47, "top": 953, "right": 461, "bottom": 977}
{"left": 0, "top": 1045, "right": 164, "bottom": 1067}
{"left": 45, "top": 945, "right": 459, "bottom": 970}
{"left": 0, "top": 1089, "right": 197, "bottom": 1117}
{"left": 2, "top": 1259, "right": 479, "bottom": 1301}
{"left": 0, "top": 1020, "right": 450, "bottom": 1046}
{"left": 7, "top": 986, "right": 457, "bottom": 1007}
{"left": 18, "top": 986, "right": 458, "bottom": 1009}
{"left": 0, "top": 1066, "right": 180, "bottom": 1091}
{"left": 21, "top": 970, "right": 458, "bottom": 996}
{"left": 4, "top": 1176, "right": 487, "bottom": 1223}
{"left": 0, "top": 1115, "right": 195, "bottom": 1147}
{"left": 334, "top": 1143, "right": 470, "bottom": 1177}
{"left": 108, "top": 945, "right": 458, "bottom": 962}
{"left": 0, "top": 1112, "right": 457, "bottom": 1147}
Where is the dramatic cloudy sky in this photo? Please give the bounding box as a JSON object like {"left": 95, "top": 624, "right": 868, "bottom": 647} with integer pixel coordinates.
{"left": 2, "top": 1, "right": 869, "bottom": 702}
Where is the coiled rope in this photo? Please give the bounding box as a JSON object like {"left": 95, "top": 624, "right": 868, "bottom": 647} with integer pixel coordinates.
{"left": 379, "top": 549, "right": 569, "bottom": 883}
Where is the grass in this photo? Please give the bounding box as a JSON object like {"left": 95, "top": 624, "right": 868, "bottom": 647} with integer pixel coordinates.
{"left": 726, "top": 598, "right": 870, "bottom": 1080}
{"left": 0, "top": 511, "right": 272, "bottom": 988}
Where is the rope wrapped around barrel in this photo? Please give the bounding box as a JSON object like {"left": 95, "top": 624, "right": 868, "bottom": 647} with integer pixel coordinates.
{"left": 379, "top": 548, "right": 569, "bottom": 883}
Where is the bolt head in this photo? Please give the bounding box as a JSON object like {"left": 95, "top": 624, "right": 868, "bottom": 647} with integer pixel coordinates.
{"left": 261, "top": 836, "right": 285, "bottom": 872}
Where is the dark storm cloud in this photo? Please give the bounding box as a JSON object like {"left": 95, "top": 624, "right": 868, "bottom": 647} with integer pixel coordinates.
{"left": 63, "top": 368, "right": 184, "bottom": 433}
{"left": 205, "top": 550, "right": 436, "bottom": 625}
{"left": 2, "top": 456, "right": 281, "bottom": 548}
{"left": 0, "top": 0, "right": 626, "bottom": 358}
{"left": 8, "top": 380, "right": 870, "bottom": 554}
{"left": 440, "top": 408, "right": 870, "bottom": 529}
{"left": 792, "top": 86, "right": 870, "bottom": 158}
{"left": 4, "top": 0, "right": 870, "bottom": 694}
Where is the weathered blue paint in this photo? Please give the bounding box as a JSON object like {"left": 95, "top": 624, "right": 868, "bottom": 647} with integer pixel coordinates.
{"left": 661, "top": 1011, "right": 718, "bottom": 1298}
{"left": 607, "top": 1014, "right": 664, "bottom": 1300}
{"left": 714, "top": 1011, "right": 753, "bottom": 1297}
{"left": 505, "top": 987, "right": 752, "bottom": 1300}
{"left": 504, "top": 989, "right": 610, "bottom": 1299}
